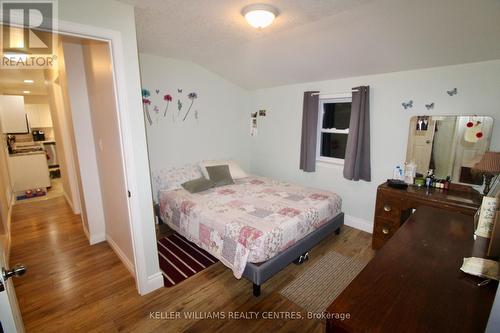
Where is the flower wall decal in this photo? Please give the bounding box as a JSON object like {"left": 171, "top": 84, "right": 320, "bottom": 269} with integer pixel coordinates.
{"left": 177, "top": 99, "right": 183, "bottom": 116}
{"left": 183, "top": 92, "right": 198, "bottom": 121}
{"left": 141, "top": 87, "right": 200, "bottom": 124}
{"left": 163, "top": 94, "right": 172, "bottom": 117}
{"left": 142, "top": 98, "right": 152, "bottom": 125}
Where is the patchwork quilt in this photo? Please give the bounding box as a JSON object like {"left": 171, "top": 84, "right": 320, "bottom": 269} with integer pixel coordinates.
{"left": 159, "top": 176, "right": 342, "bottom": 279}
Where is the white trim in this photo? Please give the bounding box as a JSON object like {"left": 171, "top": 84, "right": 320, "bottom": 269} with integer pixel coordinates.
{"left": 316, "top": 156, "right": 345, "bottom": 165}
{"left": 316, "top": 96, "right": 352, "bottom": 165}
{"left": 63, "top": 191, "right": 79, "bottom": 215}
{"left": 320, "top": 128, "right": 349, "bottom": 134}
{"left": 106, "top": 234, "right": 135, "bottom": 276}
{"left": 90, "top": 233, "right": 105, "bottom": 245}
{"left": 51, "top": 19, "right": 160, "bottom": 295}
{"left": 81, "top": 221, "right": 104, "bottom": 245}
{"left": 345, "top": 215, "right": 373, "bottom": 234}
{"left": 319, "top": 93, "right": 352, "bottom": 100}
{"left": 142, "top": 272, "right": 164, "bottom": 294}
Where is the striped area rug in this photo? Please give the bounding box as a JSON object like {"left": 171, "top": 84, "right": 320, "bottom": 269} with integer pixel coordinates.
{"left": 157, "top": 233, "right": 218, "bottom": 287}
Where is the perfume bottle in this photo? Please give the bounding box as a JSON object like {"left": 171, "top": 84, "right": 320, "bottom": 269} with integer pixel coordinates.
{"left": 425, "top": 169, "right": 434, "bottom": 188}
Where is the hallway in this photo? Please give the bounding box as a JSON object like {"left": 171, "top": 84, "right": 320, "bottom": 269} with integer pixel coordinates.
{"left": 9, "top": 196, "right": 139, "bottom": 332}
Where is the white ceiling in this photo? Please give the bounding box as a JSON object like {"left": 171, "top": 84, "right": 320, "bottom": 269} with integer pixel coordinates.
{"left": 0, "top": 69, "right": 47, "bottom": 95}
{"left": 123, "top": 0, "right": 500, "bottom": 89}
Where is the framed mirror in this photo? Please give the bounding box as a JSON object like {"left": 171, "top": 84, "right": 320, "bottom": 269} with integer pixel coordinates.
{"left": 406, "top": 115, "right": 494, "bottom": 185}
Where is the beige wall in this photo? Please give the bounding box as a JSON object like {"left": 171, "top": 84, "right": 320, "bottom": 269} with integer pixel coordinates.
{"left": 60, "top": 41, "right": 106, "bottom": 242}
{"left": 81, "top": 40, "right": 134, "bottom": 268}
{"left": 45, "top": 42, "right": 83, "bottom": 218}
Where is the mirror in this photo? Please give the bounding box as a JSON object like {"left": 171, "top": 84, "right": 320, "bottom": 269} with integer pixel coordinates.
{"left": 406, "top": 115, "right": 494, "bottom": 185}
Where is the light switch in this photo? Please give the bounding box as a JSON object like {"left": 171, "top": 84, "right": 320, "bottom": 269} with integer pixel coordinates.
{"left": 98, "top": 139, "right": 103, "bottom": 151}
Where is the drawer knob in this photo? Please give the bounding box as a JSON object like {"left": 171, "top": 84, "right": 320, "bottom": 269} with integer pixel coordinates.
{"left": 383, "top": 204, "right": 392, "bottom": 212}
{"left": 382, "top": 227, "right": 389, "bottom": 235}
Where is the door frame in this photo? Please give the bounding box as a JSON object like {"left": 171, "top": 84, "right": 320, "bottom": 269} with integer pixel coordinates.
{"left": 49, "top": 20, "right": 161, "bottom": 295}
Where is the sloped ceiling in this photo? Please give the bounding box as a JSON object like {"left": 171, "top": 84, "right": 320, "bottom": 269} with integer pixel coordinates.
{"left": 122, "top": 0, "right": 500, "bottom": 89}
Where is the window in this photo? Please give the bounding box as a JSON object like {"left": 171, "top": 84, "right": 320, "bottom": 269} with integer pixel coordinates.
{"left": 316, "top": 95, "right": 352, "bottom": 164}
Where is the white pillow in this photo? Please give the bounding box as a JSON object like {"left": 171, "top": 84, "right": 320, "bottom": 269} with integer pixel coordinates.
{"left": 152, "top": 164, "right": 203, "bottom": 200}
{"left": 200, "top": 160, "right": 248, "bottom": 180}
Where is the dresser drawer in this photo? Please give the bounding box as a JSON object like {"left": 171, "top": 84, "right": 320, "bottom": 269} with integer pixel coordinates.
{"left": 372, "top": 217, "right": 399, "bottom": 249}
{"left": 375, "top": 192, "right": 402, "bottom": 221}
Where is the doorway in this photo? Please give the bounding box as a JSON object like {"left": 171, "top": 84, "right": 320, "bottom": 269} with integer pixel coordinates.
{"left": 0, "top": 30, "right": 137, "bottom": 331}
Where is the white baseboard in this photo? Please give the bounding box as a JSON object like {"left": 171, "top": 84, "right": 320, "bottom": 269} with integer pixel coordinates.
{"left": 140, "top": 272, "right": 164, "bottom": 295}
{"left": 63, "top": 191, "right": 82, "bottom": 215}
{"left": 344, "top": 214, "right": 373, "bottom": 234}
{"left": 106, "top": 234, "right": 135, "bottom": 276}
{"left": 90, "top": 233, "right": 106, "bottom": 245}
{"left": 82, "top": 224, "right": 105, "bottom": 245}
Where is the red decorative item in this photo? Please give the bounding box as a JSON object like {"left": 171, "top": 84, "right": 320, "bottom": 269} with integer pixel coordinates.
{"left": 466, "top": 121, "right": 473, "bottom": 128}
{"left": 476, "top": 132, "right": 483, "bottom": 139}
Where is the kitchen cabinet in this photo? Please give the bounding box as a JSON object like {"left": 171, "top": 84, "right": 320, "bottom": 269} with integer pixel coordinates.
{"left": 8, "top": 152, "right": 51, "bottom": 192}
{"left": 0, "top": 95, "right": 28, "bottom": 133}
{"left": 26, "top": 104, "right": 53, "bottom": 128}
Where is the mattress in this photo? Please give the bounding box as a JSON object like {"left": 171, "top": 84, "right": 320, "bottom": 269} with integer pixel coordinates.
{"left": 159, "top": 176, "right": 342, "bottom": 278}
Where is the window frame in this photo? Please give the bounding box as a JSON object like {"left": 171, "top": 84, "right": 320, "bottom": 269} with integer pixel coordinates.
{"left": 316, "top": 93, "right": 352, "bottom": 165}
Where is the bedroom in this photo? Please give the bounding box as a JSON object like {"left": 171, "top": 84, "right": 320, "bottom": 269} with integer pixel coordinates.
{"left": 0, "top": 0, "right": 499, "bottom": 332}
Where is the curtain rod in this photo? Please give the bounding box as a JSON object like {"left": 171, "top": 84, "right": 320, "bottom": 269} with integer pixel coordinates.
{"left": 311, "top": 89, "right": 359, "bottom": 96}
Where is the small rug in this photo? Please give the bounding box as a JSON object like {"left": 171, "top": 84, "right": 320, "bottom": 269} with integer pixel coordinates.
{"left": 280, "top": 251, "right": 368, "bottom": 314}
{"left": 157, "top": 233, "right": 218, "bottom": 287}
{"left": 16, "top": 191, "right": 46, "bottom": 201}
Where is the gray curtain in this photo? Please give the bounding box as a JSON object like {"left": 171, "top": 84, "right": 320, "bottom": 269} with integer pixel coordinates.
{"left": 343, "top": 86, "right": 371, "bottom": 181}
{"left": 299, "top": 91, "right": 319, "bottom": 172}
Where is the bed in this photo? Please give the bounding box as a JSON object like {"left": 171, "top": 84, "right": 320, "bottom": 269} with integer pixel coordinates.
{"left": 156, "top": 167, "right": 344, "bottom": 296}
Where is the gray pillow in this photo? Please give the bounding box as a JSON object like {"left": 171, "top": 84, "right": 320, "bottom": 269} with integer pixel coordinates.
{"left": 206, "top": 165, "right": 234, "bottom": 187}
{"left": 181, "top": 177, "right": 215, "bottom": 193}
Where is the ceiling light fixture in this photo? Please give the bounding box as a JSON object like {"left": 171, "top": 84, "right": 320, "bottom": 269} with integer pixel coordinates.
{"left": 242, "top": 4, "right": 279, "bottom": 29}
{"left": 22, "top": 90, "right": 30, "bottom": 94}
{"left": 24, "top": 79, "right": 34, "bottom": 84}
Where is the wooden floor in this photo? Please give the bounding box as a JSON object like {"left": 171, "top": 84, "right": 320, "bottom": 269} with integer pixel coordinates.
{"left": 10, "top": 196, "right": 374, "bottom": 332}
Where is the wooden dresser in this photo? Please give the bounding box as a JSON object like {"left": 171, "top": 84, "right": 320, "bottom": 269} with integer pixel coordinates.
{"left": 326, "top": 206, "right": 498, "bottom": 333}
{"left": 372, "top": 182, "right": 482, "bottom": 249}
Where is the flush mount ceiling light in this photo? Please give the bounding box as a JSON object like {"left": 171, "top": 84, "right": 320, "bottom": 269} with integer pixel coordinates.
{"left": 22, "top": 90, "right": 30, "bottom": 94}
{"left": 24, "top": 79, "right": 34, "bottom": 84}
{"left": 242, "top": 4, "right": 279, "bottom": 29}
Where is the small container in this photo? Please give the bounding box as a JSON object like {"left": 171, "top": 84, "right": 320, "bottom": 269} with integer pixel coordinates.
{"left": 415, "top": 178, "right": 425, "bottom": 187}
{"left": 425, "top": 177, "right": 432, "bottom": 188}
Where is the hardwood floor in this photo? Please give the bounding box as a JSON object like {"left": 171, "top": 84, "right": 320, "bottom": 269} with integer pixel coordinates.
{"left": 10, "top": 196, "right": 374, "bottom": 332}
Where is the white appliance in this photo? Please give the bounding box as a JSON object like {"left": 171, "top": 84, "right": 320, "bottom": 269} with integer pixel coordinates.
{"left": 43, "top": 142, "right": 58, "bottom": 168}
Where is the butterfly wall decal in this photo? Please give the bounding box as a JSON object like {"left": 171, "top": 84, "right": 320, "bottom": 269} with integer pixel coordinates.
{"left": 177, "top": 88, "right": 183, "bottom": 93}
{"left": 402, "top": 100, "right": 413, "bottom": 110}
{"left": 155, "top": 89, "right": 160, "bottom": 94}
{"left": 425, "top": 103, "right": 434, "bottom": 110}
{"left": 446, "top": 88, "right": 457, "bottom": 96}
